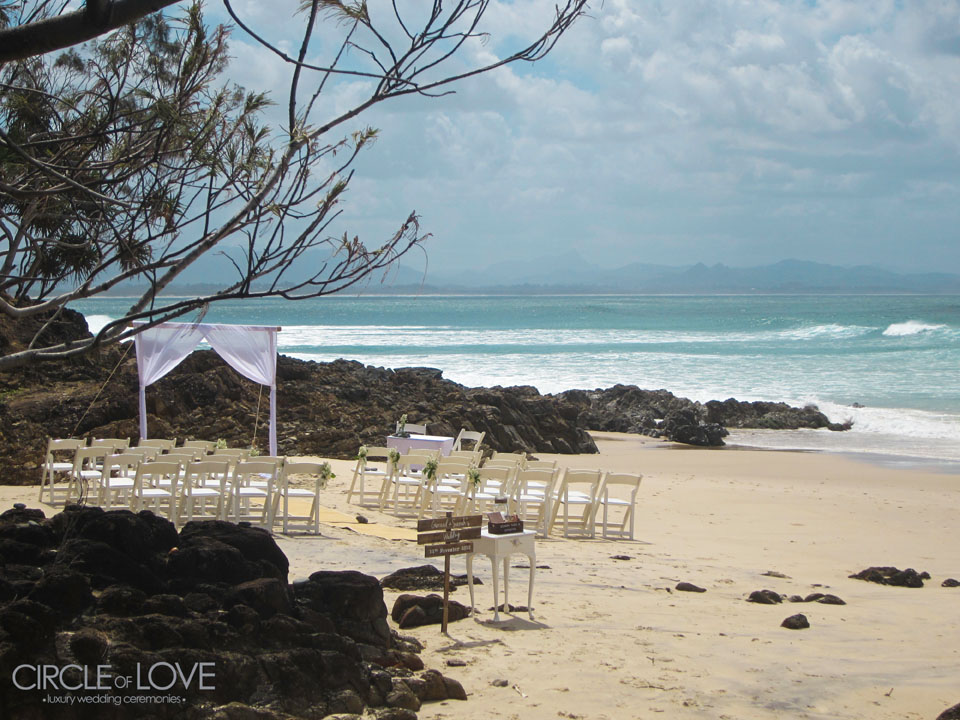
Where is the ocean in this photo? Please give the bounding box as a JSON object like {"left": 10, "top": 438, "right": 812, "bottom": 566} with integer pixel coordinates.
{"left": 72, "top": 294, "right": 960, "bottom": 469}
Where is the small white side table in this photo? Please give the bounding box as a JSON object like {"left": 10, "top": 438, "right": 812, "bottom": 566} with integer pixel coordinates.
{"left": 466, "top": 529, "right": 536, "bottom": 622}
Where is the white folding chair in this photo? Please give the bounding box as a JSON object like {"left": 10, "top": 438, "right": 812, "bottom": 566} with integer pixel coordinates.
{"left": 67, "top": 446, "right": 114, "bottom": 504}
{"left": 453, "top": 428, "right": 485, "bottom": 452}
{"left": 464, "top": 466, "right": 513, "bottom": 514}
{"left": 180, "top": 440, "right": 216, "bottom": 454}
{"left": 211, "top": 447, "right": 250, "bottom": 467}
{"left": 548, "top": 469, "right": 602, "bottom": 538}
{"left": 272, "top": 460, "right": 331, "bottom": 534}
{"left": 226, "top": 460, "right": 280, "bottom": 526}
{"left": 347, "top": 446, "right": 390, "bottom": 506}
{"left": 594, "top": 472, "right": 643, "bottom": 540}
{"left": 489, "top": 451, "right": 527, "bottom": 468}
{"left": 125, "top": 446, "right": 160, "bottom": 462}
{"left": 418, "top": 456, "right": 473, "bottom": 519}
{"left": 137, "top": 438, "right": 176, "bottom": 452}
{"left": 90, "top": 437, "right": 131, "bottom": 452}
{"left": 397, "top": 421, "right": 428, "bottom": 436}
{"left": 38, "top": 438, "right": 85, "bottom": 505}
{"left": 179, "top": 459, "right": 232, "bottom": 524}
{"left": 513, "top": 467, "right": 559, "bottom": 532}
{"left": 379, "top": 451, "right": 436, "bottom": 516}
{"left": 96, "top": 453, "right": 141, "bottom": 510}
{"left": 130, "top": 461, "right": 180, "bottom": 519}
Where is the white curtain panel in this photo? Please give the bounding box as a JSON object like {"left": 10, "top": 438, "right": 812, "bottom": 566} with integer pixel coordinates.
{"left": 203, "top": 324, "right": 278, "bottom": 456}
{"left": 133, "top": 322, "right": 279, "bottom": 455}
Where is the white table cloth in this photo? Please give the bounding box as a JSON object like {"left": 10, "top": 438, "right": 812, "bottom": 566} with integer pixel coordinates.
{"left": 386, "top": 434, "right": 455, "bottom": 456}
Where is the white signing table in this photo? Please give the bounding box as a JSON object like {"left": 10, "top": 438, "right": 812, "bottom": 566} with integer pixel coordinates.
{"left": 466, "top": 529, "right": 537, "bottom": 622}
{"left": 387, "top": 434, "right": 455, "bottom": 456}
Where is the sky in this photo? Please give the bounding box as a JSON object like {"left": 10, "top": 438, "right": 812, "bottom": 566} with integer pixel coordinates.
{"left": 206, "top": 1, "right": 960, "bottom": 277}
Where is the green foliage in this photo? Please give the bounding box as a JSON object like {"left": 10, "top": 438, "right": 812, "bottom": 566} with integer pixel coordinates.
{"left": 304, "top": 0, "right": 369, "bottom": 25}
{"left": 318, "top": 461, "right": 335, "bottom": 487}
{"left": 423, "top": 458, "right": 438, "bottom": 482}
{"left": 0, "top": 2, "right": 273, "bottom": 300}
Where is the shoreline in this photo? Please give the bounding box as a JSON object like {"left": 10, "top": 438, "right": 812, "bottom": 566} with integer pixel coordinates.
{"left": 725, "top": 428, "right": 960, "bottom": 474}
{"left": 591, "top": 427, "right": 960, "bottom": 475}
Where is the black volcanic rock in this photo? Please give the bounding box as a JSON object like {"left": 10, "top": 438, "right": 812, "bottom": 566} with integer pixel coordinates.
{"left": 747, "top": 589, "right": 783, "bottom": 604}
{"left": 781, "top": 613, "right": 810, "bottom": 629}
{"left": 0, "top": 508, "right": 462, "bottom": 719}
{"left": 849, "top": 566, "right": 929, "bottom": 588}
{"left": 556, "top": 384, "right": 841, "bottom": 447}
{"left": 938, "top": 701, "right": 960, "bottom": 720}
{"left": 660, "top": 409, "right": 728, "bottom": 447}
{"left": 381, "top": 565, "right": 474, "bottom": 592}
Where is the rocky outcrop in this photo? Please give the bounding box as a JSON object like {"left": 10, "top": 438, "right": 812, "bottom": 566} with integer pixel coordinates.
{"left": 703, "top": 398, "right": 852, "bottom": 431}
{"left": 380, "top": 565, "right": 474, "bottom": 592}
{"left": 0, "top": 506, "right": 466, "bottom": 719}
{"left": 557, "top": 384, "right": 849, "bottom": 447}
{"left": 390, "top": 595, "right": 472, "bottom": 629}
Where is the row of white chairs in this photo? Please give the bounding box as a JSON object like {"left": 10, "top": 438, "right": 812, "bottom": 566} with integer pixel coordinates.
{"left": 39, "top": 438, "right": 328, "bottom": 534}
{"left": 39, "top": 437, "right": 231, "bottom": 505}
{"left": 347, "top": 447, "right": 643, "bottom": 539}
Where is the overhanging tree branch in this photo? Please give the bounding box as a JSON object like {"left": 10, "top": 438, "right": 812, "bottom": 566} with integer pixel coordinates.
{"left": 1, "top": 0, "right": 588, "bottom": 371}
{"left": 0, "top": 0, "right": 183, "bottom": 63}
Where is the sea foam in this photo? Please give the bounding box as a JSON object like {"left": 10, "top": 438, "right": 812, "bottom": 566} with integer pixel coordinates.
{"left": 882, "top": 320, "right": 948, "bottom": 336}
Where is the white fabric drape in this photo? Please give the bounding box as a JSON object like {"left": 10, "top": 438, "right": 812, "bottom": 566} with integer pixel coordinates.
{"left": 133, "top": 322, "right": 279, "bottom": 455}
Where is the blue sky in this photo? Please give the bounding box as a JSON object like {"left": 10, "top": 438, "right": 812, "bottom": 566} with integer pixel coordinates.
{"left": 208, "top": 1, "right": 960, "bottom": 276}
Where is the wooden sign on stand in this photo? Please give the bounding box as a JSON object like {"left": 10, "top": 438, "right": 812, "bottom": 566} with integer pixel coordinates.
{"left": 417, "top": 512, "right": 483, "bottom": 633}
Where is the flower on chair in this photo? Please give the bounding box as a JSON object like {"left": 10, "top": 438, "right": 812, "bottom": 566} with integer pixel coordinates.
{"left": 355, "top": 445, "right": 368, "bottom": 469}
{"left": 423, "top": 458, "right": 438, "bottom": 482}
{"left": 396, "top": 413, "right": 409, "bottom": 438}
{"left": 318, "top": 462, "right": 336, "bottom": 488}
{"left": 388, "top": 449, "right": 401, "bottom": 470}
{"left": 467, "top": 466, "right": 481, "bottom": 489}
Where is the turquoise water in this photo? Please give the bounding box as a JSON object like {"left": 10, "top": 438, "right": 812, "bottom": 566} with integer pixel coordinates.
{"left": 73, "top": 294, "right": 960, "bottom": 464}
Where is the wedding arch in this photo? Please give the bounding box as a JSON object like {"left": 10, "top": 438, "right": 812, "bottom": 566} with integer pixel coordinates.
{"left": 133, "top": 322, "right": 280, "bottom": 456}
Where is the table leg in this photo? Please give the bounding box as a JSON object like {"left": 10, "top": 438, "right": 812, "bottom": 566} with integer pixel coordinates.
{"left": 503, "top": 557, "right": 510, "bottom": 612}
{"left": 490, "top": 556, "right": 500, "bottom": 622}
{"left": 526, "top": 551, "right": 536, "bottom": 619}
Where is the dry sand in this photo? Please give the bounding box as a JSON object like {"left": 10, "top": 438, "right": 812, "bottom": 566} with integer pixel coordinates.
{"left": 5, "top": 432, "right": 959, "bottom": 719}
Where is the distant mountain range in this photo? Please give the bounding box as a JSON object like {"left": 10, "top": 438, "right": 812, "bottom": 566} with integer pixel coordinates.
{"left": 380, "top": 256, "right": 960, "bottom": 294}
{"left": 106, "top": 255, "right": 960, "bottom": 296}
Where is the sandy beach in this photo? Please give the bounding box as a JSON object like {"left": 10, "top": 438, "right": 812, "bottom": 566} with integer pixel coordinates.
{"left": 4, "top": 432, "right": 958, "bottom": 720}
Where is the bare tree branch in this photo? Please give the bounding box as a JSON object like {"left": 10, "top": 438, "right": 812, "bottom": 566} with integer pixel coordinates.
{"left": 1, "top": 0, "right": 588, "bottom": 370}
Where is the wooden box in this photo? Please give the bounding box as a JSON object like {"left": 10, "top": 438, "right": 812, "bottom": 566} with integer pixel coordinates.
{"left": 487, "top": 520, "right": 524, "bottom": 534}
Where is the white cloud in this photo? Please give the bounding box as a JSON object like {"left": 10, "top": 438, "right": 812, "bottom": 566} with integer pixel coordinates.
{"left": 199, "top": 0, "right": 960, "bottom": 273}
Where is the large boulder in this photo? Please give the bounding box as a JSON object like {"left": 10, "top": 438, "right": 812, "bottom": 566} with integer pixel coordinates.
{"left": 294, "top": 570, "right": 391, "bottom": 648}
{"left": 659, "top": 409, "right": 728, "bottom": 447}
{"left": 0, "top": 508, "right": 461, "bottom": 720}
